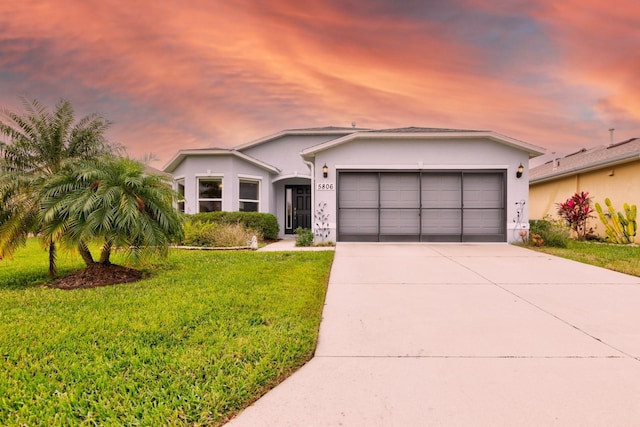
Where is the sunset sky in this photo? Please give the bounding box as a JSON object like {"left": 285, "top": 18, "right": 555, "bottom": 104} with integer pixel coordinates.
{"left": 1, "top": 0, "right": 638, "bottom": 167}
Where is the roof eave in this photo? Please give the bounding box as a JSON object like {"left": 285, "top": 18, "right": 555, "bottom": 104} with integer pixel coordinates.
{"left": 163, "top": 149, "right": 231, "bottom": 173}
{"left": 230, "top": 150, "right": 280, "bottom": 174}
{"left": 162, "top": 149, "right": 280, "bottom": 174}
{"left": 300, "top": 130, "right": 546, "bottom": 158}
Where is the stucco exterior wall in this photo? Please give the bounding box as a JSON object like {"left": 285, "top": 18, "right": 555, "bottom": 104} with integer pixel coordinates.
{"left": 310, "top": 137, "right": 531, "bottom": 243}
{"left": 529, "top": 176, "right": 578, "bottom": 220}
{"left": 529, "top": 159, "right": 640, "bottom": 242}
{"left": 240, "top": 134, "right": 344, "bottom": 178}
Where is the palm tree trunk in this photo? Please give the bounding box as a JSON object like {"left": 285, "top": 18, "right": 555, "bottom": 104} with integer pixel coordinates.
{"left": 99, "top": 240, "right": 112, "bottom": 265}
{"left": 78, "top": 241, "right": 95, "bottom": 266}
{"left": 48, "top": 241, "right": 57, "bottom": 277}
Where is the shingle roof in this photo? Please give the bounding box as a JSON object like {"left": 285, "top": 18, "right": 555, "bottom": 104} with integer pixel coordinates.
{"left": 530, "top": 138, "right": 640, "bottom": 183}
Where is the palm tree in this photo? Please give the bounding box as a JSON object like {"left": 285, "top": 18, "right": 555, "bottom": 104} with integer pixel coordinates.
{"left": 0, "top": 97, "right": 114, "bottom": 275}
{"left": 40, "top": 156, "right": 183, "bottom": 267}
{"left": 0, "top": 170, "right": 40, "bottom": 260}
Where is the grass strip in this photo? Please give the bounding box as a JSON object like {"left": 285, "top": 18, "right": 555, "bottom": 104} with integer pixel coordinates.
{"left": 531, "top": 240, "right": 640, "bottom": 277}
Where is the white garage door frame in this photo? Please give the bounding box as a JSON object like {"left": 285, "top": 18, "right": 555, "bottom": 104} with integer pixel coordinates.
{"left": 337, "top": 169, "right": 507, "bottom": 242}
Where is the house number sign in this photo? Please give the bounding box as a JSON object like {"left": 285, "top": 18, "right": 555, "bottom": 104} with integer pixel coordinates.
{"left": 316, "top": 182, "right": 335, "bottom": 191}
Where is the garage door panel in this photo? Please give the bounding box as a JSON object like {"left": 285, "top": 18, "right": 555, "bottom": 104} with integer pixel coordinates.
{"left": 463, "top": 174, "right": 503, "bottom": 208}
{"left": 422, "top": 174, "right": 461, "bottom": 208}
{"left": 463, "top": 209, "right": 504, "bottom": 234}
{"left": 339, "top": 173, "right": 378, "bottom": 208}
{"left": 339, "top": 208, "right": 378, "bottom": 235}
{"left": 380, "top": 209, "right": 420, "bottom": 236}
{"left": 421, "top": 209, "right": 462, "bottom": 236}
{"left": 380, "top": 173, "right": 420, "bottom": 208}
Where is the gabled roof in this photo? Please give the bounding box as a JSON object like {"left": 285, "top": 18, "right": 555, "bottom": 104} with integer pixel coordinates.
{"left": 300, "top": 129, "right": 545, "bottom": 158}
{"left": 530, "top": 138, "right": 640, "bottom": 184}
{"left": 234, "top": 126, "right": 368, "bottom": 151}
{"left": 162, "top": 148, "right": 280, "bottom": 174}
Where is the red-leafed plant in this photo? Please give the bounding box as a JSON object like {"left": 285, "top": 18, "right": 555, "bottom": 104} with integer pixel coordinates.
{"left": 557, "top": 192, "right": 593, "bottom": 240}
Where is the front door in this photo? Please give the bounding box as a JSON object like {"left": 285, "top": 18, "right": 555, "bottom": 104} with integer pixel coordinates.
{"left": 285, "top": 185, "right": 311, "bottom": 234}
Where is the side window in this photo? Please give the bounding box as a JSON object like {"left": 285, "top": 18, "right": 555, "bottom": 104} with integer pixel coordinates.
{"left": 198, "top": 178, "right": 222, "bottom": 212}
{"left": 176, "top": 179, "right": 185, "bottom": 213}
{"left": 239, "top": 180, "right": 259, "bottom": 212}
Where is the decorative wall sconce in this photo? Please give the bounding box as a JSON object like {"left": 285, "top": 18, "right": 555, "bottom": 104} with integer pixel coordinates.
{"left": 322, "top": 163, "right": 328, "bottom": 178}
{"left": 516, "top": 163, "right": 524, "bottom": 178}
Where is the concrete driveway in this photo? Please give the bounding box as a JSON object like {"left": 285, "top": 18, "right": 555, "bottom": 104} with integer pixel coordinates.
{"left": 227, "top": 243, "right": 640, "bottom": 426}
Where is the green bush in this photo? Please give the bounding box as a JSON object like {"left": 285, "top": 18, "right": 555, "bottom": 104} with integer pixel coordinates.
{"left": 182, "top": 221, "right": 218, "bottom": 246}
{"left": 182, "top": 221, "right": 261, "bottom": 247}
{"left": 189, "top": 212, "right": 279, "bottom": 240}
{"left": 530, "top": 217, "right": 570, "bottom": 247}
{"left": 295, "top": 227, "right": 314, "bottom": 247}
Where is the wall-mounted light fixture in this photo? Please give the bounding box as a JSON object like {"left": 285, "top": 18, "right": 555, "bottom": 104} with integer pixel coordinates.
{"left": 322, "top": 163, "right": 328, "bottom": 178}
{"left": 516, "top": 163, "right": 524, "bottom": 179}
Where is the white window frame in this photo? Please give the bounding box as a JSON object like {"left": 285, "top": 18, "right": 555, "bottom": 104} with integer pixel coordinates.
{"left": 197, "top": 175, "right": 224, "bottom": 213}
{"left": 238, "top": 176, "right": 261, "bottom": 212}
{"left": 174, "top": 176, "right": 185, "bottom": 213}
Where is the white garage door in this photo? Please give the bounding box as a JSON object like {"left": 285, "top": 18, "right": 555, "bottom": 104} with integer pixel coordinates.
{"left": 338, "top": 171, "right": 505, "bottom": 242}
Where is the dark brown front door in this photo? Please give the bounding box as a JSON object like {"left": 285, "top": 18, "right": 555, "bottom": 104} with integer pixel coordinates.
{"left": 285, "top": 185, "right": 311, "bottom": 234}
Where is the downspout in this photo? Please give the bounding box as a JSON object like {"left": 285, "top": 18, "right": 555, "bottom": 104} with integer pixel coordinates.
{"left": 303, "top": 158, "right": 315, "bottom": 239}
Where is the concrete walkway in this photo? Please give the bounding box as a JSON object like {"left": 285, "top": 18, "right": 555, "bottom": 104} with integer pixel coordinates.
{"left": 227, "top": 243, "right": 640, "bottom": 426}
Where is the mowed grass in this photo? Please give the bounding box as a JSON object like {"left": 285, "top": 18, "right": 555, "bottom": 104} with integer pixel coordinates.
{"left": 532, "top": 240, "right": 640, "bottom": 277}
{"left": 0, "top": 239, "right": 334, "bottom": 426}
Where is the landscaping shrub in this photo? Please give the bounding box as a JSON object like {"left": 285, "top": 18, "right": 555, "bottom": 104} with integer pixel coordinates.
{"left": 214, "top": 222, "right": 261, "bottom": 247}
{"left": 594, "top": 198, "right": 637, "bottom": 244}
{"left": 182, "top": 220, "right": 218, "bottom": 246}
{"left": 295, "top": 227, "right": 314, "bottom": 247}
{"left": 529, "top": 217, "right": 570, "bottom": 247}
{"left": 557, "top": 192, "right": 593, "bottom": 240}
{"left": 189, "top": 212, "right": 279, "bottom": 240}
{"left": 182, "top": 220, "right": 261, "bottom": 247}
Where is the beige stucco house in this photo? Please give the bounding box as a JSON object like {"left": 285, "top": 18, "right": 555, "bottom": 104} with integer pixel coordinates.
{"left": 529, "top": 138, "right": 640, "bottom": 242}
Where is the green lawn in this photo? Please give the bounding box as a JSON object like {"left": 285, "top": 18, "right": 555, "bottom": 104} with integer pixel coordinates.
{"left": 531, "top": 240, "right": 640, "bottom": 277}
{"left": 0, "top": 240, "right": 334, "bottom": 426}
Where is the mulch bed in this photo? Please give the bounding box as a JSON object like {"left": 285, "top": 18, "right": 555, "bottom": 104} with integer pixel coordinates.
{"left": 48, "top": 263, "right": 143, "bottom": 290}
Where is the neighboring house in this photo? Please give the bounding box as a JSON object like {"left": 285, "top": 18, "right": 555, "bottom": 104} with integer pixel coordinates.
{"left": 163, "top": 126, "right": 545, "bottom": 243}
{"left": 529, "top": 137, "right": 640, "bottom": 242}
